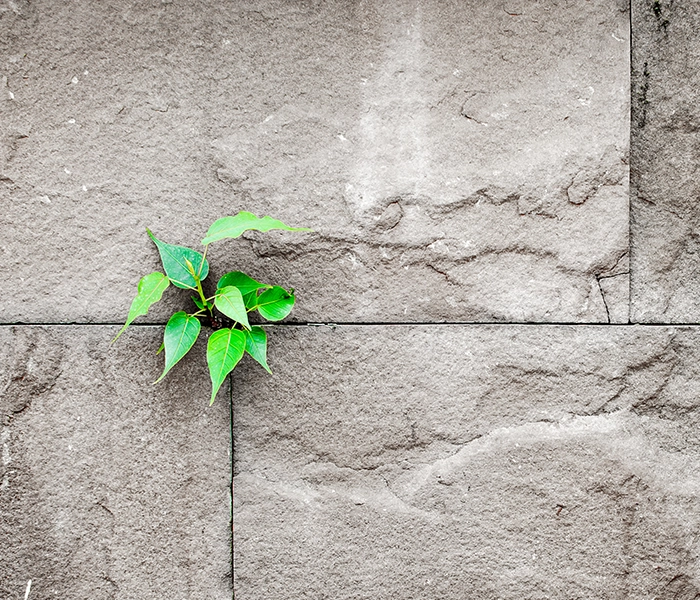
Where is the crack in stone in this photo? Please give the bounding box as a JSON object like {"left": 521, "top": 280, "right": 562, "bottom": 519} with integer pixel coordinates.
{"left": 425, "top": 263, "right": 455, "bottom": 285}
{"left": 595, "top": 274, "right": 612, "bottom": 323}
{"left": 598, "top": 271, "right": 630, "bottom": 281}
{"left": 461, "top": 113, "right": 485, "bottom": 125}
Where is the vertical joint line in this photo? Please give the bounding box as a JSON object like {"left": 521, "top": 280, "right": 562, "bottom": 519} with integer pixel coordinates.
{"left": 229, "top": 373, "right": 235, "bottom": 598}
{"left": 628, "top": 0, "right": 633, "bottom": 324}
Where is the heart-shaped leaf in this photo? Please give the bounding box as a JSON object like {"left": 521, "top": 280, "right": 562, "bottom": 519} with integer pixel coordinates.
{"left": 244, "top": 326, "right": 271, "bottom": 374}
{"left": 147, "top": 229, "right": 209, "bottom": 289}
{"left": 242, "top": 290, "right": 259, "bottom": 310}
{"left": 191, "top": 296, "right": 207, "bottom": 311}
{"left": 217, "top": 271, "right": 270, "bottom": 296}
{"left": 155, "top": 312, "right": 201, "bottom": 383}
{"left": 214, "top": 286, "right": 250, "bottom": 329}
{"left": 207, "top": 328, "right": 246, "bottom": 404}
{"left": 201, "top": 212, "right": 311, "bottom": 245}
{"left": 113, "top": 272, "right": 169, "bottom": 342}
{"left": 255, "top": 286, "right": 295, "bottom": 321}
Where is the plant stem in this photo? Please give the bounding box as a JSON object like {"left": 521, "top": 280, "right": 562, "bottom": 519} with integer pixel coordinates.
{"left": 194, "top": 276, "right": 211, "bottom": 316}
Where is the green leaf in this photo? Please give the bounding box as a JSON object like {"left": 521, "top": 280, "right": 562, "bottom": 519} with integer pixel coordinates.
{"left": 192, "top": 296, "right": 206, "bottom": 311}
{"left": 201, "top": 211, "right": 311, "bottom": 245}
{"left": 255, "top": 286, "right": 295, "bottom": 321}
{"left": 215, "top": 286, "right": 250, "bottom": 329}
{"left": 113, "top": 272, "right": 170, "bottom": 342}
{"left": 207, "top": 328, "right": 246, "bottom": 404}
{"left": 245, "top": 326, "right": 272, "bottom": 374}
{"left": 242, "top": 290, "right": 259, "bottom": 310}
{"left": 217, "top": 271, "right": 271, "bottom": 296}
{"left": 147, "top": 229, "right": 209, "bottom": 289}
{"left": 154, "top": 312, "right": 201, "bottom": 383}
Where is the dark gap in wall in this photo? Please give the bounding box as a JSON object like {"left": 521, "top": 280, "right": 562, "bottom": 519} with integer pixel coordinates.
{"left": 229, "top": 373, "right": 235, "bottom": 599}
{"left": 628, "top": 0, "right": 633, "bottom": 325}
{"left": 0, "top": 321, "right": 697, "bottom": 328}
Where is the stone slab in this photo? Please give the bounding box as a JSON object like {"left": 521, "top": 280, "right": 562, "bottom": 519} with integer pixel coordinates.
{"left": 631, "top": 0, "right": 700, "bottom": 322}
{"left": 0, "top": 326, "right": 232, "bottom": 599}
{"left": 234, "top": 324, "right": 700, "bottom": 599}
{"left": 1, "top": 0, "right": 629, "bottom": 324}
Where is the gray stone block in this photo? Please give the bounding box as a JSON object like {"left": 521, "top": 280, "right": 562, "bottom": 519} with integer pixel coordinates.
{"left": 0, "top": 326, "right": 231, "bottom": 599}
{"left": 1, "top": 0, "right": 629, "bottom": 324}
{"left": 234, "top": 325, "right": 700, "bottom": 599}
{"left": 631, "top": 0, "right": 700, "bottom": 322}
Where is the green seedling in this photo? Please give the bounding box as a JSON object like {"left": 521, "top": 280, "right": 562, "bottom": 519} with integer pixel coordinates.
{"left": 114, "top": 211, "right": 310, "bottom": 403}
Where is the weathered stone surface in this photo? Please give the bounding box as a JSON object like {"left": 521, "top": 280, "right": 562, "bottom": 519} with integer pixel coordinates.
{"left": 631, "top": 0, "right": 700, "bottom": 322}
{"left": 0, "top": 326, "right": 231, "bottom": 599}
{"left": 234, "top": 325, "right": 700, "bottom": 598}
{"left": 1, "top": 0, "right": 629, "bottom": 324}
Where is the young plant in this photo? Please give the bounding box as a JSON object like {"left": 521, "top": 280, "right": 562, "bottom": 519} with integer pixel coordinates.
{"left": 113, "top": 211, "right": 310, "bottom": 403}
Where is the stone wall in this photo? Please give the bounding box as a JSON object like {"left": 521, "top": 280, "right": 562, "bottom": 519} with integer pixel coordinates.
{"left": 1, "top": 0, "right": 699, "bottom": 598}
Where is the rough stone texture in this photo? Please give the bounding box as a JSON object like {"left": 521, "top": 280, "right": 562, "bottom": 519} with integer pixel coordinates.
{"left": 0, "top": 326, "right": 232, "bottom": 600}
{"left": 631, "top": 0, "right": 700, "bottom": 322}
{"left": 9, "top": 1, "right": 693, "bottom": 598}
{"left": 234, "top": 325, "right": 700, "bottom": 599}
{"left": 1, "top": 0, "right": 629, "bottom": 324}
